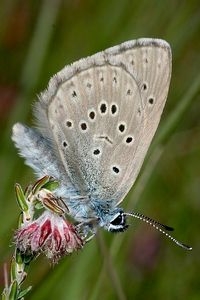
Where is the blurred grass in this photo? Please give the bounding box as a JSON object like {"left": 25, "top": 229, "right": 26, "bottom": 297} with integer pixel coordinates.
{"left": 0, "top": 0, "right": 200, "bottom": 299}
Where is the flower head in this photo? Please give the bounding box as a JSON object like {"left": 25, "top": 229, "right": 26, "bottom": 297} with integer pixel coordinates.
{"left": 15, "top": 211, "right": 83, "bottom": 262}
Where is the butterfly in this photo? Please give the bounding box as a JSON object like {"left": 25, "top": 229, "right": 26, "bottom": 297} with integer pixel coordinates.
{"left": 12, "top": 38, "right": 191, "bottom": 250}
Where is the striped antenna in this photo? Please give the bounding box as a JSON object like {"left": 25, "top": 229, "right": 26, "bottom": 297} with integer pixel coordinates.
{"left": 125, "top": 212, "right": 192, "bottom": 251}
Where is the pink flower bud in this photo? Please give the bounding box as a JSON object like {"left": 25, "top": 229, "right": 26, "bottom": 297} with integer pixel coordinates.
{"left": 15, "top": 211, "right": 83, "bottom": 262}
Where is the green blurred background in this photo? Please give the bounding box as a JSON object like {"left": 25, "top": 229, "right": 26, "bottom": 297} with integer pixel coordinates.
{"left": 0, "top": 0, "right": 200, "bottom": 299}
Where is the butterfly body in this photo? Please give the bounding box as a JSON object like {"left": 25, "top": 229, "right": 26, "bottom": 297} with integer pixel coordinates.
{"left": 12, "top": 38, "right": 171, "bottom": 237}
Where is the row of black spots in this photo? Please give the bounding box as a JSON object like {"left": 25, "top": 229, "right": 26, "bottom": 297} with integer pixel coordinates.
{"left": 99, "top": 102, "right": 119, "bottom": 116}
{"left": 70, "top": 76, "right": 136, "bottom": 101}
{"left": 142, "top": 49, "right": 149, "bottom": 65}
{"left": 66, "top": 120, "right": 89, "bottom": 132}
{"left": 87, "top": 103, "right": 119, "bottom": 122}
{"left": 99, "top": 74, "right": 118, "bottom": 84}
{"left": 140, "top": 81, "right": 154, "bottom": 105}
{"left": 65, "top": 119, "right": 90, "bottom": 132}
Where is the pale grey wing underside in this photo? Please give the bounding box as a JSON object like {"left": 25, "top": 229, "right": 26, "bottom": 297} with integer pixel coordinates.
{"left": 34, "top": 38, "right": 171, "bottom": 205}
{"left": 12, "top": 123, "right": 78, "bottom": 198}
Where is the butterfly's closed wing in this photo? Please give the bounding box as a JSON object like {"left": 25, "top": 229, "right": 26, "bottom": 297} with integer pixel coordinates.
{"left": 35, "top": 38, "right": 171, "bottom": 204}
{"left": 12, "top": 123, "right": 78, "bottom": 198}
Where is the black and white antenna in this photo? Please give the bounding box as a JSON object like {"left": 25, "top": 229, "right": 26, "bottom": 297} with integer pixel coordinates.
{"left": 125, "top": 212, "right": 192, "bottom": 250}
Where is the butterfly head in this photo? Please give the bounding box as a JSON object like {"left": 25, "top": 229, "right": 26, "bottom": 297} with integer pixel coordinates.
{"left": 100, "top": 208, "right": 129, "bottom": 233}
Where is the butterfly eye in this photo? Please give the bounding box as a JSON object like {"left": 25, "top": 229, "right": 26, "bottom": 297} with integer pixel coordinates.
{"left": 110, "top": 213, "right": 123, "bottom": 226}
{"left": 108, "top": 212, "right": 128, "bottom": 232}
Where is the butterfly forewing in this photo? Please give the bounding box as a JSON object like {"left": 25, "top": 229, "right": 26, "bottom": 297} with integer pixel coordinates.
{"left": 106, "top": 40, "right": 172, "bottom": 203}
{"left": 35, "top": 38, "right": 171, "bottom": 204}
